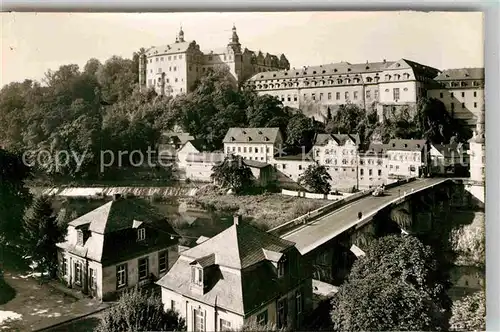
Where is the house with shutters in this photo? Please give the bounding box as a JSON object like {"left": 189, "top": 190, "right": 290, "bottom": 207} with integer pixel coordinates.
{"left": 157, "top": 215, "right": 312, "bottom": 331}
{"left": 56, "top": 195, "right": 178, "bottom": 301}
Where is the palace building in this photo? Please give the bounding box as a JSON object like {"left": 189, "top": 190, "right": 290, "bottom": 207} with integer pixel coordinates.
{"left": 138, "top": 26, "right": 290, "bottom": 96}
{"left": 246, "top": 59, "right": 440, "bottom": 122}
{"left": 427, "top": 68, "right": 485, "bottom": 127}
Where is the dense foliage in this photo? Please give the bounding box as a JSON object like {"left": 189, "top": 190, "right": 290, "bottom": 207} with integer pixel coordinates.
{"left": 22, "top": 195, "right": 66, "bottom": 277}
{"left": 0, "top": 149, "right": 32, "bottom": 244}
{"left": 95, "top": 287, "right": 186, "bottom": 332}
{"left": 449, "top": 290, "right": 486, "bottom": 331}
{"left": 331, "top": 235, "right": 451, "bottom": 331}
{"left": 211, "top": 155, "right": 254, "bottom": 194}
{"left": 0, "top": 52, "right": 471, "bottom": 182}
{"left": 298, "top": 164, "right": 332, "bottom": 194}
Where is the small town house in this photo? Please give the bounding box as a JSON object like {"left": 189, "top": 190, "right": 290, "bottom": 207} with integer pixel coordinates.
{"left": 56, "top": 195, "right": 178, "bottom": 301}
{"left": 157, "top": 215, "right": 312, "bottom": 331}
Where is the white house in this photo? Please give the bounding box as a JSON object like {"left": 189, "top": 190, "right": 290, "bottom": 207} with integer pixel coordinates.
{"left": 385, "top": 139, "right": 428, "bottom": 178}
{"left": 157, "top": 216, "right": 312, "bottom": 331}
{"left": 223, "top": 127, "right": 284, "bottom": 163}
{"left": 56, "top": 196, "right": 178, "bottom": 301}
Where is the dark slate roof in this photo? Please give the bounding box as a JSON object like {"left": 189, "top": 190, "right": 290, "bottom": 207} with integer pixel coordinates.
{"left": 160, "top": 132, "right": 194, "bottom": 145}
{"left": 395, "top": 59, "right": 440, "bottom": 79}
{"left": 69, "top": 198, "right": 166, "bottom": 235}
{"left": 156, "top": 223, "right": 300, "bottom": 315}
{"left": 243, "top": 159, "right": 271, "bottom": 169}
{"left": 434, "top": 68, "right": 484, "bottom": 81}
{"left": 386, "top": 139, "right": 427, "bottom": 151}
{"left": 360, "top": 143, "right": 387, "bottom": 156}
{"left": 313, "top": 133, "right": 361, "bottom": 146}
{"left": 185, "top": 139, "right": 210, "bottom": 152}
{"left": 223, "top": 127, "right": 281, "bottom": 144}
{"left": 181, "top": 223, "right": 295, "bottom": 270}
{"left": 192, "top": 253, "right": 216, "bottom": 268}
{"left": 249, "top": 60, "right": 395, "bottom": 81}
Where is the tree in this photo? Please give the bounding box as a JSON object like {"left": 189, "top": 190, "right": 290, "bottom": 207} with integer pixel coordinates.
{"left": 96, "top": 56, "right": 137, "bottom": 104}
{"left": 449, "top": 290, "right": 485, "bottom": 331}
{"left": 211, "top": 155, "right": 254, "bottom": 194}
{"left": 0, "top": 149, "right": 32, "bottom": 245}
{"left": 298, "top": 164, "right": 332, "bottom": 194}
{"left": 95, "top": 287, "right": 186, "bottom": 332}
{"left": 286, "top": 112, "right": 317, "bottom": 147}
{"left": 22, "top": 195, "right": 66, "bottom": 277}
{"left": 331, "top": 235, "right": 451, "bottom": 331}
{"left": 234, "top": 318, "right": 284, "bottom": 331}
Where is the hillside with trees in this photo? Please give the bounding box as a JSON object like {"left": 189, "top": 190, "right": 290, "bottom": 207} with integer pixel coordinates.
{"left": 0, "top": 52, "right": 471, "bottom": 182}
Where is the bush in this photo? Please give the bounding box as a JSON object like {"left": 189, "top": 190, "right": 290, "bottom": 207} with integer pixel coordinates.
{"left": 95, "top": 287, "right": 186, "bottom": 332}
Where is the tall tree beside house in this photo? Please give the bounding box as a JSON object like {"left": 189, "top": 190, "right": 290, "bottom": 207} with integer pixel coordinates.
{"left": 22, "top": 195, "right": 66, "bottom": 278}
{"left": 211, "top": 155, "right": 254, "bottom": 194}
{"left": 285, "top": 112, "right": 318, "bottom": 148}
{"left": 331, "top": 235, "right": 451, "bottom": 331}
{"left": 449, "top": 290, "right": 485, "bottom": 331}
{"left": 95, "top": 287, "right": 186, "bottom": 332}
{"left": 298, "top": 164, "right": 332, "bottom": 194}
{"left": 0, "top": 148, "right": 32, "bottom": 245}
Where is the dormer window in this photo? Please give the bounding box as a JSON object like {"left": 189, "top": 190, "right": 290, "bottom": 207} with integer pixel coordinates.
{"left": 137, "top": 228, "right": 146, "bottom": 241}
{"left": 77, "top": 230, "right": 84, "bottom": 246}
{"left": 191, "top": 266, "right": 203, "bottom": 286}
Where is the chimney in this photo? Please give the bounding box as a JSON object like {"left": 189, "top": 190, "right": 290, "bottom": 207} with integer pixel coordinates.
{"left": 113, "top": 193, "right": 122, "bottom": 201}
{"left": 233, "top": 214, "right": 241, "bottom": 226}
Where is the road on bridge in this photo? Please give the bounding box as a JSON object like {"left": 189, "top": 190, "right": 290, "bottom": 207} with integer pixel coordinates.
{"left": 282, "top": 178, "right": 449, "bottom": 255}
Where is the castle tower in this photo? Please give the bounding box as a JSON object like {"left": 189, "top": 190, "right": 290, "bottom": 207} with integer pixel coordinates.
{"left": 227, "top": 24, "right": 241, "bottom": 53}
{"left": 178, "top": 26, "right": 185, "bottom": 43}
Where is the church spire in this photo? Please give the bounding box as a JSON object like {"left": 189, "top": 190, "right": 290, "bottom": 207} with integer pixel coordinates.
{"left": 178, "top": 25, "right": 185, "bottom": 42}
{"left": 230, "top": 24, "right": 239, "bottom": 45}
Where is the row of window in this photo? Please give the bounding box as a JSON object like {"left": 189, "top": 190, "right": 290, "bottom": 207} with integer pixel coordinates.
{"left": 227, "top": 146, "right": 271, "bottom": 154}
{"left": 387, "top": 154, "right": 421, "bottom": 162}
{"left": 256, "top": 72, "right": 413, "bottom": 87}
{"left": 359, "top": 169, "right": 383, "bottom": 176}
{"left": 150, "top": 54, "right": 183, "bottom": 63}
{"left": 450, "top": 101, "right": 479, "bottom": 111}
{"left": 440, "top": 91, "right": 479, "bottom": 98}
{"left": 116, "top": 251, "right": 168, "bottom": 288}
{"left": 317, "top": 149, "right": 356, "bottom": 156}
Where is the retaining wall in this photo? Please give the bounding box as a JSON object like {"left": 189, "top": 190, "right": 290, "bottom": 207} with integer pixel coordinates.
{"left": 35, "top": 186, "right": 198, "bottom": 198}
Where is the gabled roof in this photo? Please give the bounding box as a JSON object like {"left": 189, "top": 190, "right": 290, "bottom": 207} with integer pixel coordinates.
{"left": 161, "top": 132, "right": 194, "bottom": 145}
{"left": 386, "top": 139, "right": 427, "bottom": 152}
{"left": 180, "top": 223, "right": 294, "bottom": 270}
{"left": 242, "top": 159, "right": 271, "bottom": 169}
{"left": 386, "top": 59, "right": 440, "bottom": 78}
{"left": 313, "top": 133, "right": 360, "bottom": 146}
{"left": 156, "top": 222, "right": 300, "bottom": 315}
{"left": 69, "top": 198, "right": 165, "bottom": 235}
{"left": 434, "top": 68, "right": 484, "bottom": 81}
{"left": 223, "top": 127, "right": 281, "bottom": 144}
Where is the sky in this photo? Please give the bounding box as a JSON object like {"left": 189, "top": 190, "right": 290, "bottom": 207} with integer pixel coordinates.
{"left": 1, "top": 11, "right": 484, "bottom": 87}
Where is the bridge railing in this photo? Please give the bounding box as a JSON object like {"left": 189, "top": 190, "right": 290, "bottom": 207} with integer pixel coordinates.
{"left": 268, "top": 177, "right": 417, "bottom": 237}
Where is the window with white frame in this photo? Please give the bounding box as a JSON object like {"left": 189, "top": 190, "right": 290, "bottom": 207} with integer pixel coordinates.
{"left": 137, "top": 228, "right": 146, "bottom": 241}
{"left": 62, "top": 257, "right": 67, "bottom": 276}
{"left": 117, "top": 263, "right": 127, "bottom": 288}
{"left": 191, "top": 266, "right": 203, "bottom": 286}
{"left": 277, "top": 258, "right": 286, "bottom": 278}
{"left": 220, "top": 318, "right": 232, "bottom": 331}
{"left": 138, "top": 257, "right": 149, "bottom": 280}
{"left": 257, "top": 310, "right": 268, "bottom": 325}
{"left": 159, "top": 251, "right": 168, "bottom": 273}
{"left": 296, "top": 291, "right": 303, "bottom": 316}
{"left": 194, "top": 309, "right": 205, "bottom": 332}
{"left": 74, "top": 262, "right": 82, "bottom": 285}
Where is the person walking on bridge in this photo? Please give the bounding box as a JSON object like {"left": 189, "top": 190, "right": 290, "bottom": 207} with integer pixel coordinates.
{"left": 358, "top": 211, "right": 363, "bottom": 220}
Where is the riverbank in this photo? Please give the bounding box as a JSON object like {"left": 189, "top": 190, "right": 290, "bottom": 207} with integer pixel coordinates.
{"left": 183, "top": 185, "right": 330, "bottom": 230}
